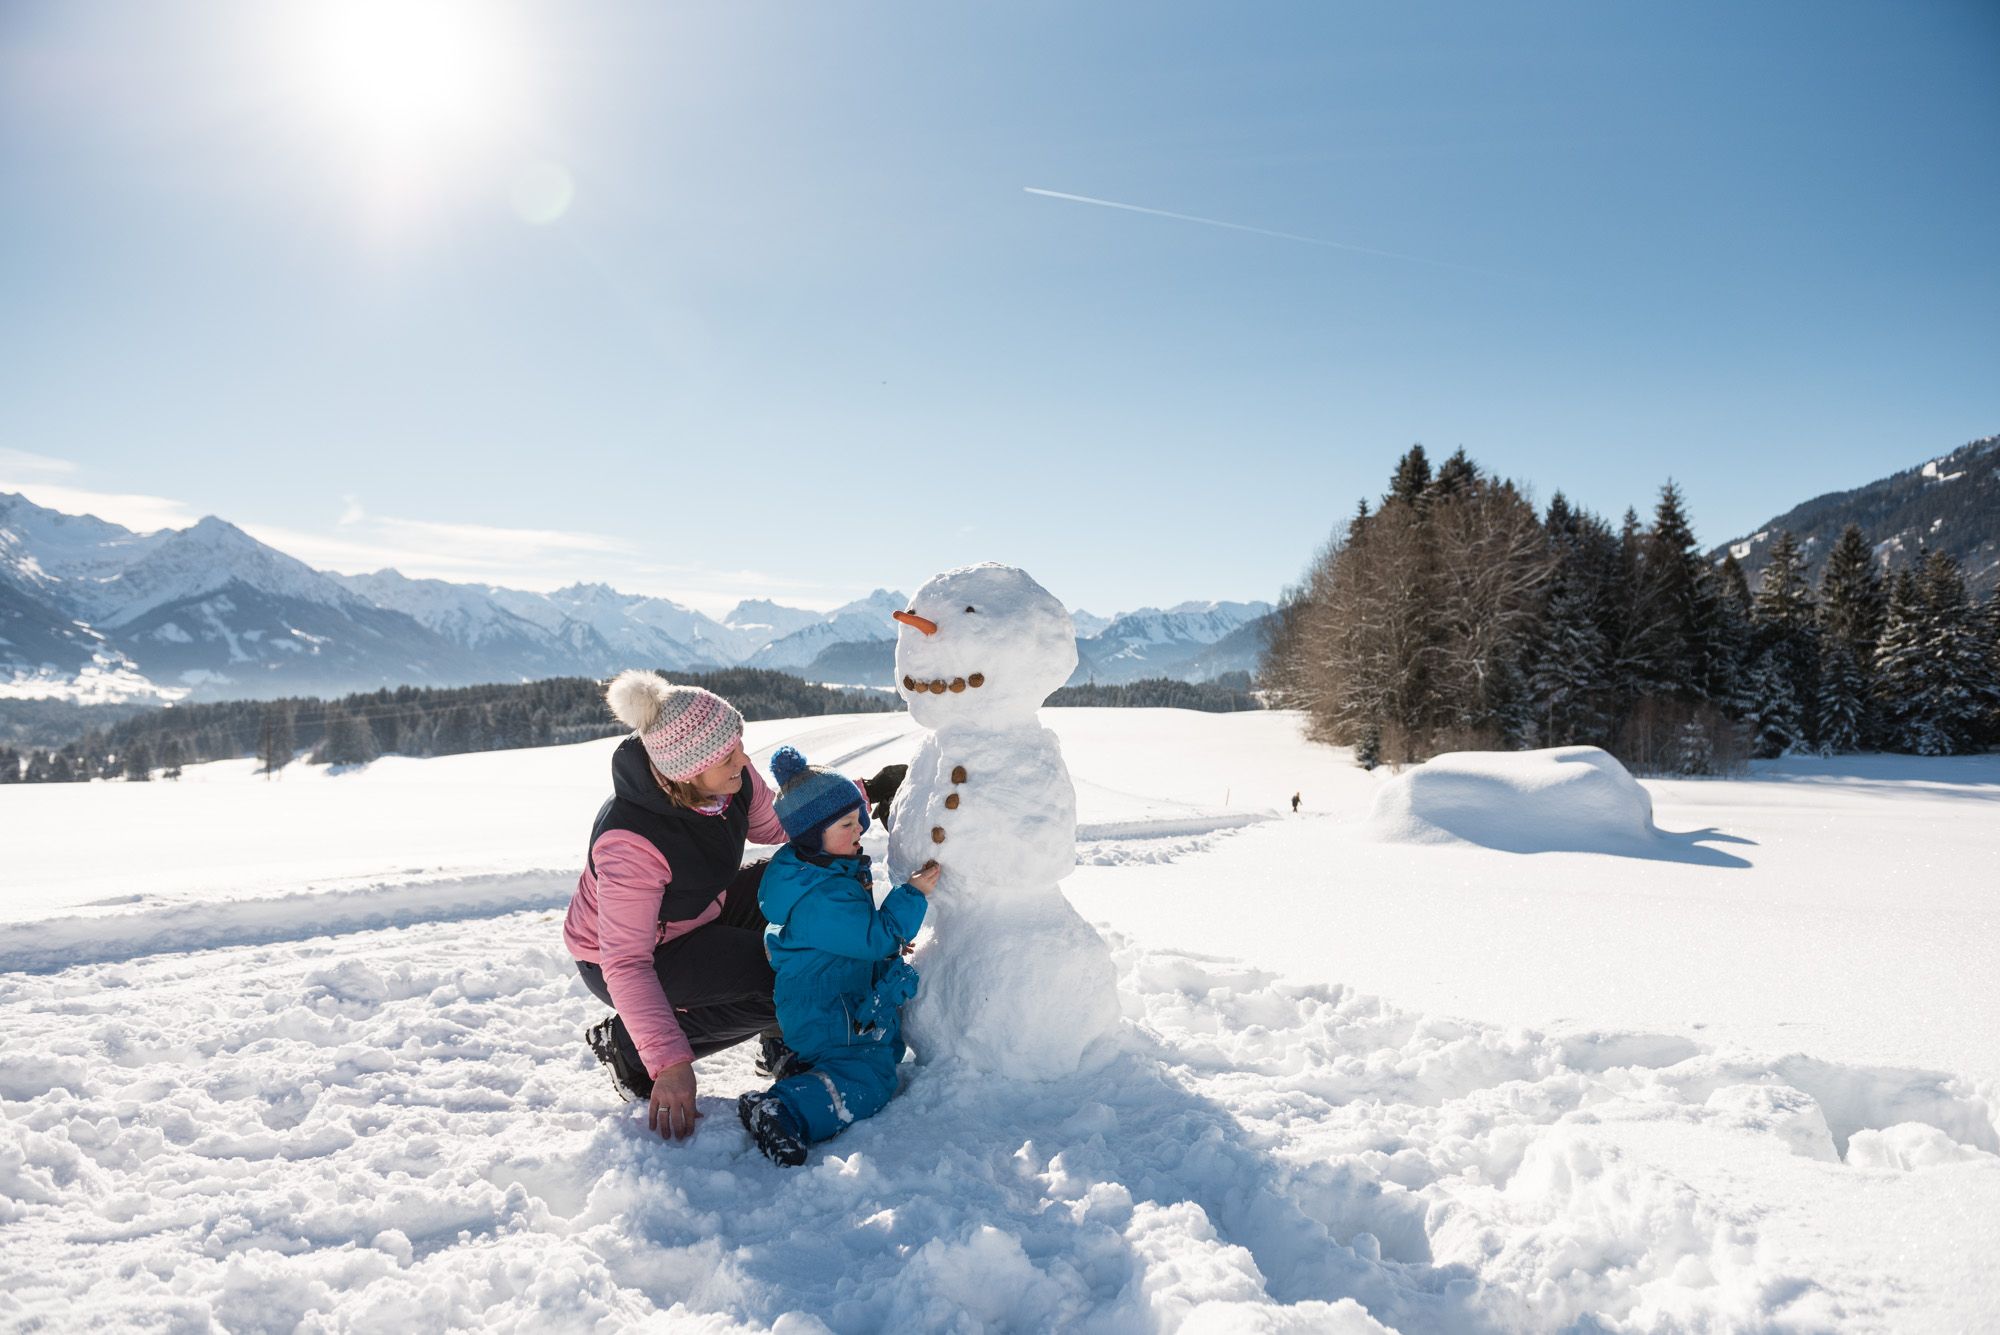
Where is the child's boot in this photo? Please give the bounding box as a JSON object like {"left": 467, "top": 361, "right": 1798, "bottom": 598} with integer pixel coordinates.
{"left": 737, "top": 1091, "right": 808, "bottom": 1167}
{"left": 755, "top": 1033, "right": 808, "bottom": 1080}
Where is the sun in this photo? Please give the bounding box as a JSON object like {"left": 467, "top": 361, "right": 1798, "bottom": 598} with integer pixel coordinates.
{"left": 289, "top": 0, "right": 531, "bottom": 171}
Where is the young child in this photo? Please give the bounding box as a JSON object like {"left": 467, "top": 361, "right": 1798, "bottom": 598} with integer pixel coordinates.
{"left": 737, "top": 745, "right": 940, "bottom": 1166}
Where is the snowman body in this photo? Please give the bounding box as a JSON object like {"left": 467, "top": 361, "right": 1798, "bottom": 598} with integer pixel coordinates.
{"left": 885, "top": 564, "right": 1120, "bottom": 1079}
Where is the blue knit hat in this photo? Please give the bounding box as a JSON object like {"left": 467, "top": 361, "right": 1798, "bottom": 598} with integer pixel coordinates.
{"left": 770, "top": 746, "right": 870, "bottom": 848}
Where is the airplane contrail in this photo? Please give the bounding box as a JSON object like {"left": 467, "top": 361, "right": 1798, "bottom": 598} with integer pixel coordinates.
{"left": 1022, "top": 186, "right": 1501, "bottom": 276}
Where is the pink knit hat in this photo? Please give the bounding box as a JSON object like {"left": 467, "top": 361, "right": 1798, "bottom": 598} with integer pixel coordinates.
{"left": 604, "top": 670, "right": 744, "bottom": 781}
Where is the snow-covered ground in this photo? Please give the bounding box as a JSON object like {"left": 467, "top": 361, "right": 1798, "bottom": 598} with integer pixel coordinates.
{"left": 3, "top": 710, "right": 1996, "bottom": 1331}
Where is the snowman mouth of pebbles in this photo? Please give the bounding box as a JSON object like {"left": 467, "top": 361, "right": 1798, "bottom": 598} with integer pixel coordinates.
{"left": 901, "top": 672, "right": 986, "bottom": 695}
{"left": 893, "top": 609, "right": 989, "bottom": 696}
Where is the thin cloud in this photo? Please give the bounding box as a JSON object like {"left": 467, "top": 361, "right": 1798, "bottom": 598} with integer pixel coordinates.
{"left": 0, "top": 449, "right": 78, "bottom": 477}
{"left": 0, "top": 480, "right": 202, "bottom": 532}
{"left": 245, "top": 515, "right": 638, "bottom": 580}
{"left": 1023, "top": 186, "right": 1505, "bottom": 275}
{"left": 5, "top": 480, "right": 854, "bottom": 619}
{"left": 373, "top": 516, "right": 637, "bottom": 558}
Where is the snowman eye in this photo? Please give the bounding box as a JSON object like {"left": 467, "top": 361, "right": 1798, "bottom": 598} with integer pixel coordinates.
{"left": 964, "top": 606, "right": 976, "bottom": 613}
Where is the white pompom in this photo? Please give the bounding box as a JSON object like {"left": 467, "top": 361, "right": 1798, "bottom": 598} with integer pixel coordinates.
{"left": 605, "top": 669, "right": 667, "bottom": 733}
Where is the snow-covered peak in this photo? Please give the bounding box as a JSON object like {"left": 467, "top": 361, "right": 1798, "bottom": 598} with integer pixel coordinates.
{"left": 830, "top": 589, "right": 910, "bottom": 620}
{"left": 1069, "top": 609, "right": 1112, "bottom": 638}
{"left": 339, "top": 570, "right": 512, "bottom": 629}
{"left": 546, "top": 582, "right": 638, "bottom": 613}
{"left": 0, "top": 491, "right": 167, "bottom": 594}
{"left": 724, "top": 598, "right": 823, "bottom": 640}
{"left": 1089, "top": 600, "right": 1273, "bottom": 647}
{"left": 1164, "top": 599, "right": 1274, "bottom": 621}
{"left": 621, "top": 596, "right": 756, "bottom": 662}
{"left": 89, "top": 517, "right": 358, "bottom": 628}
{"left": 744, "top": 592, "right": 910, "bottom": 670}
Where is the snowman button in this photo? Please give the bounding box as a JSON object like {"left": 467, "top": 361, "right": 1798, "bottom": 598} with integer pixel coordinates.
{"left": 968, "top": 673, "right": 985, "bottom": 688}
{"left": 944, "top": 793, "right": 960, "bottom": 810}
{"left": 931, "top": 826, "right": 947, "bottom": 844}
{"left": 951, "top": 765, "right": 967, "bottom": 785}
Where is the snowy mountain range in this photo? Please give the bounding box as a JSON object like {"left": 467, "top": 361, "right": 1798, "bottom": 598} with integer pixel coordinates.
{"left": 0, "top": 492, "right": 1271, "bottom": 703}
{"left": 1710, "top": 433, "right": 2000, "bottom": 596}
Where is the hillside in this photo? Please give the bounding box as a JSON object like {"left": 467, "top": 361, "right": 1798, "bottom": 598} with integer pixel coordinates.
{"left": 1711, "top": 433, "right": 2000, "bottom": 594}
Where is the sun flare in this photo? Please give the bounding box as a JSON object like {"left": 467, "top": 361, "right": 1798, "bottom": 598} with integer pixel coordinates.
{"left": 290, "top": 0, "right": 529, "bottom": 168}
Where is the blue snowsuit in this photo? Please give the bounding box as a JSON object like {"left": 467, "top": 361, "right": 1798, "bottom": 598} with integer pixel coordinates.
{"left": 757, "top": 845, "right": 928, "bottom": 1144}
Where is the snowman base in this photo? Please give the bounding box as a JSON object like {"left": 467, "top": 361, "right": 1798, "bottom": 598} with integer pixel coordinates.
{"left": 900, "top": 889, "right": 1121, "bottom": 1081}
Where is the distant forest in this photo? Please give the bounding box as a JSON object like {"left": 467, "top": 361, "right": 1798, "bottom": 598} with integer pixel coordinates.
{"left": 1, "top": 669, "right": 1261, "bottom": 783}
{"left": 1, "top": 670, "right": 892, "bottom": 784}
{"left": 1263, "top": 445, "right": 2000, "bottom": 773}
{"left": 1048, "top": 673, "right": 1257, "bottom": 712}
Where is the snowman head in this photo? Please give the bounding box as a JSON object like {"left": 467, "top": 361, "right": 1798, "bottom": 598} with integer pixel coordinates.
{"left": 892, "top": 564, "right": 1077, "bottom": 728}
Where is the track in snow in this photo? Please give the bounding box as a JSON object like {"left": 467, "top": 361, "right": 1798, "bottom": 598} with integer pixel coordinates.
{"left": 2, "top": 906, "right": 1995, "bottom": 1331}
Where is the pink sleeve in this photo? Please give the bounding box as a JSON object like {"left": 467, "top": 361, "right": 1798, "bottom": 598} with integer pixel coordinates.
{"left": 591, "top": 831, "right": 695, "bottom": 1075}
{"left": 744, "top": 764, "right": 787, "bottom": 845}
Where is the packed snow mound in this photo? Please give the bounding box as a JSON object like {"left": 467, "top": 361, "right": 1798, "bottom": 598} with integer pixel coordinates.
{"left": 1366, "top": 746, "right": 1659, "bottom": 853}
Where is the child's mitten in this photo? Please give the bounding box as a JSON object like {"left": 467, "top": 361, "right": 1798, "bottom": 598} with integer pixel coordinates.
{"left": 853, "top": 959, "right": 920, "bottom": 1033}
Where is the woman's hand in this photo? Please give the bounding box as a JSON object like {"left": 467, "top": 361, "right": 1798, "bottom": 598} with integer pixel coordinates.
{"left": 864, "top": 764, "right": 908, "bottom": 827}
{"left": 908, "top": 860, "right": 941, "bottom": 896}
{"left": 647, "top": 1061, "right": 700, "bottom": 1140}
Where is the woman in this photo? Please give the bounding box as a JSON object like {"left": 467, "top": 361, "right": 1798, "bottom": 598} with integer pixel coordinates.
{"left": 564, "top": 669, "right": 900, "bottom": 1142}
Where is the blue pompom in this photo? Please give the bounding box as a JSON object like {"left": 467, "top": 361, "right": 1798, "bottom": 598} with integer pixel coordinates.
{"left": 770, "top": 745, "right": 808, "bottom": 786}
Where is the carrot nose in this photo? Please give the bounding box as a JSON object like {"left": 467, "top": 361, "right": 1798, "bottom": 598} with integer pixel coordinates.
{"left": 893, "top": 610, "right": 938, "bottom": 636}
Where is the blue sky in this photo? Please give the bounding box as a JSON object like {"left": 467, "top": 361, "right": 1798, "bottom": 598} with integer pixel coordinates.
{"left": 2, "top": 1, "right": 1995, "bottom": 618}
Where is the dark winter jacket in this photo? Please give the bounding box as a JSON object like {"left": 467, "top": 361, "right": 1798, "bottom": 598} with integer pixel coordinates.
{"left": 563, "top": 736, "right": 785, "bottom": 1075}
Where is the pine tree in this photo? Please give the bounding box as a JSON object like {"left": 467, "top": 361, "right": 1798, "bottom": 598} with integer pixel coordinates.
{"left": 1747, "top": 646, "right": 1804, "bottom": 757}
{"left": 1873, "top": 569, "right": 1924, "bottom": 751}
{"left": 123, "top": 741, "right": 154, "bottom": 782}
{"left": 1354, "top": 724, "right": 1382, "bottom": 771}
{"left": 1431, "top": 447, "right": 1478, "bottom": 500}
{"left": 1672, "top": 717, "right": 1715, "bottom": 776}
{"left": 494, "top": 699, "right": 535, "bottom": 751}
{"left": 434, "top": 704, "right": 476, "bottom": 755}
{"left": 318, "top": 707, "right": 381, "bottom": 767}
{"left": 258, "top": 703, "right": 296, "bottom": 778}
{"left": 1815, "top": 524, "right": 1884, "bottom": 749}
{"left": 1912, "top": 551, "right": 1989, "bottom": 754}
{"left": 1530, "top": 571, "right": 1610, "bottom": 745}
{"left": 1815, "top": 637, "right": 1867, "bottom": 755}
{"left": 1750, "top": 530, "right": 1820, "bottom": 746}
{"left": 1983, "top": 587, "right": 2000, "bottom": 747}
{"left": 1543, "top": 491, "right": 1575, "bottom": 539}
{"left": 25, "top": 751, "right": 52, "bottom": 783}
{"left": 160, "top": 738, "right": 186, "bottom": 780}
{"left": 1622, "top": 482, "right": 1707, "bottom": 700}
{"left": 1702, "top": 553, "right": 1754, "bottom": 714}
{"left": 1818, "top": 525, "right": 1884, "bottom": 657}
{"left": 1387, "top": 445, "right": 1433, "bottom": 506}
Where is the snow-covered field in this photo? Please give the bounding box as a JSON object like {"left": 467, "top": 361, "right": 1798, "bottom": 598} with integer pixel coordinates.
{"left": 3, "top": 710, "right": 1996, "bottom": 1331}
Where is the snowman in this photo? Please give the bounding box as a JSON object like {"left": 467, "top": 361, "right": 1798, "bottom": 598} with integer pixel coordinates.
{"left": 885, "top": 563, "right": 1121, "bottom": 1080}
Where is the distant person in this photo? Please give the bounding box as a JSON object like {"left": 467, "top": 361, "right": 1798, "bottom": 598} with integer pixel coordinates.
{"left": 563, "top": 670, "right": 901, "bottom": 1143}
{"left": 735, "top": 746, "right": 939, "bottom": 1165}
{"left": 1291, "top": 791, "right": 1301, "bottom": 814}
